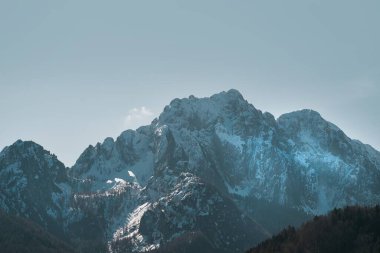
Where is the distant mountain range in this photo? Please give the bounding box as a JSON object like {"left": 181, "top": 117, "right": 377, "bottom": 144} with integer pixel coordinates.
{"left": 1, "top": 89, "right": 380, "bottom": 253}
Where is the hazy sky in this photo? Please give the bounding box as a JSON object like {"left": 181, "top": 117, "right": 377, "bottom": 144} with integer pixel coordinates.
{"left": 1, "top": 0, "right": 379, "bottom": 166}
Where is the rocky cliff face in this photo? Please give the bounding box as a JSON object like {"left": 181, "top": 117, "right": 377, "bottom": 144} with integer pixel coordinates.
{"left": 1, "top": 89, "right": 380, "bottom": 253}
{"left": 0, "top": 140, "right": 71, "bottom": 237}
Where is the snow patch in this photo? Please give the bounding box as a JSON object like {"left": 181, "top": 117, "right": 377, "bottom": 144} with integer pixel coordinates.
{"left": 115, "top": 178, "right": 126, "bottom": 184}
{"left": 216, "top": 125, "right": 244, "bottom": 152}
{"left": 155, "top": 125, "right": 168, "bottom": 137}
{"left": 225, "top": 181, "right": 252, "bottom": 197}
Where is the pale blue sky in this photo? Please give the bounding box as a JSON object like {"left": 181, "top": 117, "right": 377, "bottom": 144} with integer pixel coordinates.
{"left": 0, "top": 0, "right": 379, "bottom": 166}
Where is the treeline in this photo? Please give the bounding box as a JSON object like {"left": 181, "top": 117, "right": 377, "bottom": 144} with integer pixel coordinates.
{"left": 148, "top": 231, "right": 231, "bottom": 253}
{"left": 0, "top": 211, "right": 76, "bottom": 253}
{"left": 247, "top": 205, "right": 380, "bottom": 253}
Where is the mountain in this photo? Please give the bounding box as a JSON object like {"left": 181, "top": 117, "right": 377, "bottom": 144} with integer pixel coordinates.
{"left": 246, "top": 205, "right": 380, "bottom": 253}
{"left": 0, "top": 140, "right": 71, "bottom": 237}
{"left": 1, "top": 89, "right": 380, "bottom": 253}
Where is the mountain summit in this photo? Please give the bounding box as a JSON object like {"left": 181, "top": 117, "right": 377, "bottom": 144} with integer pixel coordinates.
{"left": 1, "top": 90, "right": 380, "bottom": 253}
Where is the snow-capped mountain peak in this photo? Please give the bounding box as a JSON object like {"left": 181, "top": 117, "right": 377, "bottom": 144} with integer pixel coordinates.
{"left": 1, "top": 90, "right": 380, "bottom": 253}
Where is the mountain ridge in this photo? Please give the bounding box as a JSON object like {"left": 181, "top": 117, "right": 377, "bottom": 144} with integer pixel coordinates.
{"left": 1, "top": 89, "right": 380, "bottom": 253}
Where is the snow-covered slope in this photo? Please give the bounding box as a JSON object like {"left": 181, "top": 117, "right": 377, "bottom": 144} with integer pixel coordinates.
{"left": 277, "top": 109, "right": 380, "bottom": 213}
{"left": 70, "top": 127, "right": 154, "bottom": 192}
{"left": 0, "top": 140, "right": 71, "bottom": 236}
{"left": 1, "top": 89, "right": 380, "bottom": 253}
{"left": 110, "top": 173, "right": 268, "bottom": 252}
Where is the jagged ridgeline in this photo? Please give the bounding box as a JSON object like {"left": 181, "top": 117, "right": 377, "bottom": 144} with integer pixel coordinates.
{"left": 0, "top": 89, "right": 380, "bottom": 253}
